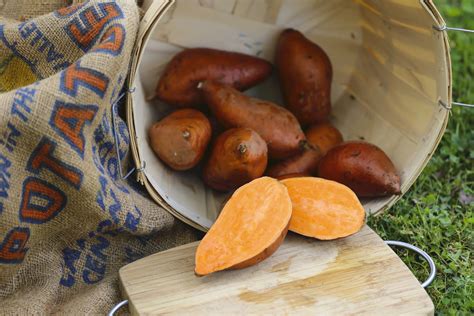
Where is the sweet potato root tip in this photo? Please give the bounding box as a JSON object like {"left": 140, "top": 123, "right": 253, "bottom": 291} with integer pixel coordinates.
{"left": 203, "top": 128, "right": 268, "bottom": 191}
{"left": 202, "top": 80, "right": 305, "bottom": 159}
{"left": 318, "top": 141, "right": 401, "bottom": 197}
{"left": 148, "top": 109, "right": 211, "bottom": 171}
{"left": 195, "top": 177, "right": 292, "bottom": 276}
{"left": 156, "top": 48, "right": 272, "bottom": 108}
{"left": 305, "top": 122, "right": 343, "bottom": 155}
{"left": 281, "top": 177, "right": 365, "bottom": 240}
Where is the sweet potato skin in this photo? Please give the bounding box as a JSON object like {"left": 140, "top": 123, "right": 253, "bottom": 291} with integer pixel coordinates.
{"left": 148, "top": 109, "right": 211, "bottom": 171}
{"left": 266, "top": 146, "right": 322, "bottom": 178}
{"left": 203, "top": 128, "right": 268, "bottom": 191}
{"left": 318, "top": 141, "right": 401, "bottom": 197}
{"left": 202, "top": 80, "right": 306, "bottom": 159}
{"left": 156, "top": 48, "right": 272, "bottom": 108}
{"left": 231, "top": 221, "right": 289, "bottom": 270}
{"left": 276, "top": 29, "right": 332, "bottom": 126}
{"left": 275, "top": 173, "right": 310, "bottom": 180}
{"left": 306, "top": 122, "right": 343, "bottom": 155}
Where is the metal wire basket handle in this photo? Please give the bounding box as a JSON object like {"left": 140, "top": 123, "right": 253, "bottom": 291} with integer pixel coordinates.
{"left": 385, "top": 240, "right": 436, "bottom": 288}
{"left": 435, "top": 24, "right": 474, "bottom": 109}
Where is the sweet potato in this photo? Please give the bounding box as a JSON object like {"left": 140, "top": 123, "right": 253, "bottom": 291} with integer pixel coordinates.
{"left": 275, "top": 173, "right": 310, "bottom": 180}
{"left": 318, "top": 141, "right": 401, "bottom": 197}
{"left": 156, "top": 48, "right": 272, "bottom": 108}
{"left": 148, "top": 109, "right": 211, "bottom": 171}
{"left": 306, "top": 122, "right": 343, "bottom": 155}
{"left": 276, "top": 29, "right": 332, "bottom": 126}
{"left": 202, "top": 80, "right": 306, "bottom": 159}
{"left": 195, "top": 177, "right": 292, "bottom": 276}
{"left": 266, "top": 145, "right": 322, "bottom": 178}
{"left": 281, "top": 177, "right": 365, "bottom": 240}
{"left": 203, "top": 128, "right": 268, "bottom": 191}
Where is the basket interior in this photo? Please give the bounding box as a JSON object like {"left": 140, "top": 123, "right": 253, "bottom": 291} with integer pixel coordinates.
{"left": 132, "top": 0, "right": 449, "bottom": 230}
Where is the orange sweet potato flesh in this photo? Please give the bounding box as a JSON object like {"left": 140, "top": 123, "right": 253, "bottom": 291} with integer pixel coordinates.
{"left": 318, "top": 141, "right": 401, "bottom": 197}
{"left": 266, "top": 145, "right": 322, "bottom": 178}
{"left": 202, "top": 80, "right": 306, "bottom": 159}
{"left": 195, "top": 177, "right": 292, "bottom": 276}
{"left": 276, "top": 29, "right": 332, "bottom": 126}
{"left": 306, "top": 122, "right": 343, "bottom": 155}
{"left": 148, "top": 109, "right": 211, "bottom": 171}
{"left": 203, "top": 128, "right": 268, "bottom": 191}
{"left": 156, "top": 48, "right": 272, "bottom": 108}
{"left": 281, "top": 177, "right": 365, "bottom": 240}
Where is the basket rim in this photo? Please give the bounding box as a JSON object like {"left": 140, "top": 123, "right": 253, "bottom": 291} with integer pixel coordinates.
{"left": 125, "top": 0, "right": 452, "bottom": 232}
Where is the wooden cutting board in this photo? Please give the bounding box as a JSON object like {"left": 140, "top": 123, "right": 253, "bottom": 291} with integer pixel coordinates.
{"left": 119, "top": 226, "right": 434, "bottom": 315}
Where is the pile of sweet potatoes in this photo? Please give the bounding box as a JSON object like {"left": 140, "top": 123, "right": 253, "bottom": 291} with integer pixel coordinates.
{"left": 148, "top": 28, "right": 401, "bottom": 199}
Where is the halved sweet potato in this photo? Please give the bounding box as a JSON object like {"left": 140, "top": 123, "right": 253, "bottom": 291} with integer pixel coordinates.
{"left": 281, "top": 177, "right": 365, "bottom": 240}
{"left": 195, "top": 177, "right": 292, "bottom": 276}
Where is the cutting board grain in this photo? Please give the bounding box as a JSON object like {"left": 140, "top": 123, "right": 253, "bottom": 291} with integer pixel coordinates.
{"left": 119, "top": 226, "right": 434, "bottom": 315}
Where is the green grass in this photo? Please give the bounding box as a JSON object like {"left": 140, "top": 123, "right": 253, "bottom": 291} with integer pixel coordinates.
{"left": 368, "top": 1, "right": 474, "bottom": 314}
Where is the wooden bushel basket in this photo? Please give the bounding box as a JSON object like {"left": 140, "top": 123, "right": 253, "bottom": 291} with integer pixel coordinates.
{"left": 126, "top": 0, "right": 451, "bottom": 232}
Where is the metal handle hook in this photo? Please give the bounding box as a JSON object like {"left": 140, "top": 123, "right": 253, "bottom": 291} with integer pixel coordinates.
{"left": 111, "top": 87, "right": 146, "bottom": 180}
{"left": 385, "top": 240, "right": 436, "bottom": 288}
{"left": 108, "top": 300, "right": 128, "bottom": 316}
{"left": 434, "top": 24, "right": 474, "bottom": 109}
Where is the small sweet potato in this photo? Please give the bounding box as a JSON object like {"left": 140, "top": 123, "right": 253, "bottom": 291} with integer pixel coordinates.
{"left": 281, "top": 177, "right": 365, "bottom": 240}
{"left": 148, "top": 109, "right": 211, "bottom": 171}
{"left": 202, "top": 80, "right": 306, "bottom": 159}
{"left": 318, "top": 141, "right": 401, "bottom": 197}
{"left": 275, "top": 173, "right": 310, "bottom": 180}
{"left": 203, "top": 128, "right": 268, "bottom": 191}
{"left": 195, "top": 177, "right": 292, "bottom": 276}
{"left": 156, "top": 48, "right": 272, "bottom": 108}
{"left": 306, "top": 122, "right": 343, "bottom": 155}
{"left": 266, "top": 145, "right": 322, "bottom": 178}
{"left": 276, "top": 29, "right": 332, "bottom": 126}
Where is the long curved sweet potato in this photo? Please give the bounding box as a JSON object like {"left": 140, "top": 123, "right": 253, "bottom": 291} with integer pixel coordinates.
{"left": 148, "top": 109, "right": 211, "bottom": 171}
{"left": 202, "top": 80, "right": 306, "bottom": 159}
{"left": 156, "top": 48, "right": 272, "bottom": 108}
{"left": 203, "top": 128, "right": 268, "bottom": 191}
{"left": 306, "top": 122, "right": 343, "bottom": 155}
{"left": 266, "top": 145, "right": 322, "bottom": 178}
{"left": 318, "top": 141, "right": 401, "bottom": 197}
{"left": 281, "top": 177, "right": 365, "bottom": 240}
{"left": 195, "top": 177, "right": 292, "bottom": 276}
{"left": 276, "top": 29, "right": 332, "bottom": 126}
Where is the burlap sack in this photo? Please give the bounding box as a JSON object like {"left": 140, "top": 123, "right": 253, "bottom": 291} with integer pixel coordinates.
{"left": 0, "top": 1, "right": 200, "bottom": 314}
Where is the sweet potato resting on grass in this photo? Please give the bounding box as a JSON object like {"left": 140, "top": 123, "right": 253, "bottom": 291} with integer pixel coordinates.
{"left": 195, "top": 177, "right": 292, "bottom": 276}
